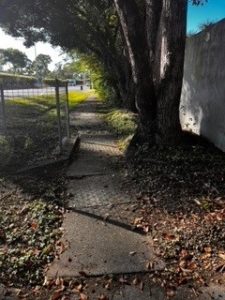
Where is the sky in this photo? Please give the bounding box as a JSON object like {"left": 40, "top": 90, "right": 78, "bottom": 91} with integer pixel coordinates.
{"left": 0, "top": 0, "right": 225, "bottom": 70}
{"left": 188, "top": 0, "right": 225, "bottom": 33}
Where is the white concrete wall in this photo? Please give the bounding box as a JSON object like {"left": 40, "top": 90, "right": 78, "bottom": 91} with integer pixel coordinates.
{"left": 180, "top": 19, "right": 225, "bottom": 150}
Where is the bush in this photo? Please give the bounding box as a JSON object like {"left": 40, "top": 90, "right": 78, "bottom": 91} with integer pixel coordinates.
{"left": 43, "top": 78, "right": 68, "bottom": 87}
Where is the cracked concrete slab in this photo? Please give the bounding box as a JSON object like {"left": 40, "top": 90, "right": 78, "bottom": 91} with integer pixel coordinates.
{"left": 47, "top": 212, "right": 165, "bottom": 279}
{"left": 67, "top": 175, "right": 134, "bottom": 209}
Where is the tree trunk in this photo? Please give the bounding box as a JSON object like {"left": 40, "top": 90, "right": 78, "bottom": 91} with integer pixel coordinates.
{"left": 114, "top": 0, "right": 157, "bottom": 140}
{"left": 115, "top": 0, "right": 188, "bottom": 146}
{"left": 156, "top": 0, "right": 187, "bottom": 144}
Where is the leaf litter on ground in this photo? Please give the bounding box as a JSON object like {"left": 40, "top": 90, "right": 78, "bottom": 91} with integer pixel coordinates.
{"left": 0, "top": 170, "right": 65, "bottom": 288}
{"left": 126, "top": 141, "right": 225, "bottom": 293}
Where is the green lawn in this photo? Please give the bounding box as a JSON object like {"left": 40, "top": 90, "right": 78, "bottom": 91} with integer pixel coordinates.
{"left": 69, "top": 90, "right": 94, "bottom": 109}
{"left": 0, "top": 91, "right": 92, "bottom": 171}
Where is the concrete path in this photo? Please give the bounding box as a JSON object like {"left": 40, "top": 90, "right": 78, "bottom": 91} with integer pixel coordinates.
{"left": 46, "top": 97, "right": 165, "bottom": 299}
{"left": 47, "top": 97, "right": 225, "bottom": 299}
{"left": 48, "top": 212, "right": 164, "bottom": 278}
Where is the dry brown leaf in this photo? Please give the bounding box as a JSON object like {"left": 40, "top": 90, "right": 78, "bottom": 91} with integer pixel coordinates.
{"left": 73, "top": 284, "right": 83, "bottom": 293}
{"left": 132, "top": 277, "right": 140, "bottom": 286}
{"left": 50, "top": 289, "right": 63, "bottom": 300}
{"left": 80, "top": 293, "right": 88, "bottom": 300}
{"left": 139, "top": 281, "right": 144, "bottom": 291}
{"left": 204, "top": 246, "right": 212, "bottom": 253}
{"left": 218, "top": 252, "right": 225, "bottom": 260}
{"left": 166, "top": 288, "right": 176, "bottom": 298}
{"left": 55, "top": 277, "right": 64, "bottom": 287}
{"left": 162, "top": 232, "right": 177, "bottom": 241}
{"left": 146, "top": 261, "right": 154, "bottom": 270}
{"left": 201, "top": 252, "right": 211, "bottom": 260}
{"left": 143, "top": 225, "right": 150, "bottom": 233}
{"left": 133, "top": 217, "right": 143, "bottom": 225}
{"left": 57, "top": 241, "right": 66, "bottom": 254}
{"left": 31, "top": 222, "right": 38, "bottom": 231}
{"left": 43, "top": 276, "right": 50, "bottom": 287}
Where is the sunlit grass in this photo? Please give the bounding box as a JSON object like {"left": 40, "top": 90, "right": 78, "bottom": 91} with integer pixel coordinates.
{"left": 68, "top": 90, "right": 94, "bottom": 109}
{"left": 6, "top": 91, "right": 94, "bottom": 111}
{"left": 103, "top": 109, "right": 137, "bottom": 151}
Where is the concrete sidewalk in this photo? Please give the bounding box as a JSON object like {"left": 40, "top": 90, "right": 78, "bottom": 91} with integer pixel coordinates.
{"left": 47, "top": 97, "right": 225, "bottom": 300}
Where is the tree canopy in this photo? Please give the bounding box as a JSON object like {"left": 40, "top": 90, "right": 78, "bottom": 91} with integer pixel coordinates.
{"left": 32, "top": 54, "right": 52, "bottom": 79}
{"left": 0, "top": 0, "right": 207, "bottom": 145}
{"left": 0, "top": 48, "right": 30, "bottom": 73}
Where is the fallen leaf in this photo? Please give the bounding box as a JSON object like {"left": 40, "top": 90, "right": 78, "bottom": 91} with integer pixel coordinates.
{"left": 119, "top": 277, "right": 129, "bottom": 285}
{"left": 133, "top": 217, "right": 143, "bottom": 225}
{"left": 80, "top": 293, "right": 88, "bottom": 300}
{"left": 166, "top": 287, "right": 176, "bottom": 298}
{"left": 132, "top": 277, "right": 140, "bottom": 285}
{"left": 139, "top": 281, "right": 144, "bottom": 291}
{"left": 146, "top": 261, "right": 154, "bottom": 270}
{"left": 73, "top": 284, "right": 83, "bottom": 293}
{"left": 204, "top": 246, "right": 212, "bottom": 253}
{"left": 31, "top": 222, "right": 38, "bottom": 231}
{"left": 162, "top": 232, "right": 177, "bottom": 241}
{"left": 218, "top": 252, "right": 225, "bottom": 260}
{"left": 50, "top": 289, "right": 63, "bottom": 300}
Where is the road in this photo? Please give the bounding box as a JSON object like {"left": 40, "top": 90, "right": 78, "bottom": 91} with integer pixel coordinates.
{"left": 3, "top": 85, "right": 90, "bottom": 99}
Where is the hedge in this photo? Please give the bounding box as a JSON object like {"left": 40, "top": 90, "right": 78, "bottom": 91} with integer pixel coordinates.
{"left": 0, "top": 73, "right": 68, "bottom": 89}
{"left": 43, "top": 78, "right": 68, "bottom": 87}
{"left": 0, "top": 73, "right": 37, "bottom": 89}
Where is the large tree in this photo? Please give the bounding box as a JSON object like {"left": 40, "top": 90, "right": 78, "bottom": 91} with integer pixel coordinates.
{"left": 0, "top": 0, "right": 136, "bottom": 110}
{"left": 0, "top": 48, "right": 30, "bottom": 73}
{"left": 0, "top": 0, "right": 206, "bottom": 145}
{"left": 32, "top": 54, "right": 52, "bottom": 79}
{"left": 114, "top": 0, "right": 206, "bottom": 145}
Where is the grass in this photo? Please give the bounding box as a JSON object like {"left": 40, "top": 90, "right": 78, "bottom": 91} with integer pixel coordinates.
{"left": 0, "top": 90, "right": 92, "bottom": 171}
{"left": 69, "top": 90, "right": 94, "bottom": 110}
{"left": 103, "top": 108, "right": 137, "bottom": 151}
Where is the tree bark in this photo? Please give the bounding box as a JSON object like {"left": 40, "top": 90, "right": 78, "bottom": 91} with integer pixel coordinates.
{"left": 114, "top": 0, "right": 157, "bottom": 140}
{"left": 156, "top": 0, "right": 187, "bottom": 144}
{"left": 115, "top": 0, "right": 188, "bottom": 146}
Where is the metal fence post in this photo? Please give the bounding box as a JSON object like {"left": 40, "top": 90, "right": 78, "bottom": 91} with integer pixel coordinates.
{"left": 65, "top": 82, "right": 71, "bottom": 138}
{"left": 55, "top": 79, "right": 63, "bottom": 153}
{"left": 0, "top": 85, "right": 7, "bottom": 134}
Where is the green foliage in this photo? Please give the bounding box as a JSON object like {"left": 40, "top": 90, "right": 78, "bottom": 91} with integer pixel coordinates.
{"left": 43, "top": 78, "right": 67, "bottom": 87}
{"left": 103, "top": 108, "right": 137, "bottom": 151}
{"left": 0, "top": 72, "right": 37, "bottom": 88}
{"left": 32, "top": 54, "right": 52, "bottom": 80}
{"left": 0, "top": 0, "right": 124, "bottom": 106}
{"left": 198, "top": 20, "right": 216, "bottom": 31}
{"left": 0, "top": 48, "right": 30, "bottom": 73}
{"left": 69, "top": 90, "right": 94, "bottom": 109}
{"left": 105, "top": 109, "right": 137, "bottom": 136}
{"left": 0, "top": 197, "right": 62, "bottom": 285}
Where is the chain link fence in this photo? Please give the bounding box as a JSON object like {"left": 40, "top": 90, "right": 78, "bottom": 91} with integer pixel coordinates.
{"left": 0, "top": 79, "right": 70, "bottom": 171}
